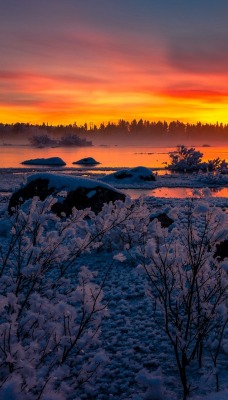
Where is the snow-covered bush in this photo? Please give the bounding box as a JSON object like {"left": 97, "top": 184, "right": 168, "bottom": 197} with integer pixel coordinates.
{"left": 133, "top": 201, "right": 228, "bottom": 399}
{"left": 196, "top": 170, "right": 228, "bottom": 185}
{"left": 201, "top": 158, "right": 228, "bottom": 173}
{"left": 1, "top": 191, "right": 227, "bottom": 399}
{"left": 93, "top": 198, "right": 150, "bottom": 252}
{"left": 0, "top": 195, "right": 146, "bottom": 399}
{"left": 168, "top": 145, "right": 204, "bottom": 171}
{"left": 0, "top": 197, "right": 108, "bottom": 399}
{"left": 168, "top": 145, "right": 228, "bottom": 174}
{"left": 219, "top": 159, "right": 228, "bottom": 174}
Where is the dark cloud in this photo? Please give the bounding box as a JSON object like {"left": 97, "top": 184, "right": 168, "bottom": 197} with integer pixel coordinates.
{"left": 167, "top": 34, "right": 228, "bottom": 74}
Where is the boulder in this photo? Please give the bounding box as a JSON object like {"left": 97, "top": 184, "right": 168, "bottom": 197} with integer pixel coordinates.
{"left": 8, "top": 178, "right": 55, "bottom": 214}
{"left": 8, "top": 173, "right": 126, "bottom": 216}
{"left": 102, "top": 166, "right": 156, "bottom": 184}
{"left": 21, "top": 157, "right": 66, "bottom": 165}
{"left": 52, "top": 186, "right": 125, "bottom": 216}
{"left": 73, "top": 157, "right": 100, "bottom": 165}
{"left": 150, "top": 213, "right": 174, "bottom": 228}
{"left": 214, "top": 240, "right": 228, "bottom": 261}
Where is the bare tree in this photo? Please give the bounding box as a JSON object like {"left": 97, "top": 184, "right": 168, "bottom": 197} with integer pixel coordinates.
{"left": 135, "top": 201, "right": 228, "bottom": 399}
{"left": 0, "top": 195, "right": 147, "bottom": 399}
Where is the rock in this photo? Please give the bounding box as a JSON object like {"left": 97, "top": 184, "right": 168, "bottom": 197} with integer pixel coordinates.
{"left": 73, "top": 157, "right": 100, "bottom": 165}
{"left": 114, "top": 171, "right": 133, "bottom": 180}
{"left": 21, "top": 157, "right": 66, "bottom": 165}
{"left": 8, "top": 173, "right": 126, "bottom": 216}
{"left": 150, "top": 213, "right": 174, "bottom": 228}
{"left": 102, "top": 166, "right": 156, "bottom": 183}
{"left": 52, "top": 186, "right": 126, "bottom": 216}
{"left": 214, "top": 240, "right": 228, "bottom": 261}
{"left": 8, "top": 178, "right": 55, "bottom": 214}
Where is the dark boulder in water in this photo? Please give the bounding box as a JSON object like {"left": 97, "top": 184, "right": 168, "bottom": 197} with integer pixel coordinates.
{"left": 21, "top": 157, "right": 66, "bottom": 165}
{"left": 73, "top": 157, "right": 100, "bottom": 165}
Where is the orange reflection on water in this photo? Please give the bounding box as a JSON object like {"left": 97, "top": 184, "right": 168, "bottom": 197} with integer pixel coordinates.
{"left": 0, "top": 145, "right": 227, "bottom": 169}
{"left": 124, "top": 187, "right": 228, "bottom": 199}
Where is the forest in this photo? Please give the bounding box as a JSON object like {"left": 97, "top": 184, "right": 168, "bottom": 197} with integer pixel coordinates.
{"left": 0, "top": 120, "right": 228, "bottom": 145}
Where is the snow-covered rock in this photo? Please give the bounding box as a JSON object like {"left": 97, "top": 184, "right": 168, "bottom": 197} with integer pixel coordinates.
{"left": 214, "top": 240, "right": 228, "bottom": 261}
{"left": 21, "top": 157, "right": 66, "bottom": 166}
{"left": 150, "top": 212, "right": 174, "bottom": 228}
{"left": 101, "top": 166, "right": 156, "bottom": 184}
{"left": 73, "top": 157, "right": 100, "bottom": 165}
{"left": 8, "top": 173, "right": 126, "bottom": 215}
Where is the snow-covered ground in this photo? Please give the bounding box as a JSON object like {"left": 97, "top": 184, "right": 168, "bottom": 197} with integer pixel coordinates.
{"left": 0, "top": 167, "right": 227, "bottom": 400}
{"left": 0, "top": 166, "right": 228, "bottom": 191}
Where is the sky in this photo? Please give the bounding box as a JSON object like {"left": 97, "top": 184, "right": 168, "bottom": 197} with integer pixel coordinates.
{"left": 1, "top": 0, "right": 228, "bottom": 125}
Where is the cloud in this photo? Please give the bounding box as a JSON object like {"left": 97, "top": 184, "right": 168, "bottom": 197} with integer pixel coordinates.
{"left": 158, "top": 87, "right": 228, "bottom": 104}
{"left": 167, "top": 34, "right": 228, "bottom": 74}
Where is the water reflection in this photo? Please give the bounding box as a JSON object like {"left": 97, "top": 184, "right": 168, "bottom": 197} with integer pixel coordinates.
{"left": 1, "top": 145, "right": 227, "bottom": 170}
{"left": 123, "top": 187, "right": 228, "bottom": 199}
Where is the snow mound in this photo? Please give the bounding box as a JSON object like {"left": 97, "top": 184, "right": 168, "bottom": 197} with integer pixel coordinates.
{"left": 73, "top": 157, "right": 100, "bottom": 165}
{"left": 101, "top": 166, "right": 156, "bottom": 184}
{"left": 21, "top": 157, "right": 66, "bottom": 166}
{"left": 26, "top": 173, "right": 119, "bottom": 192}
{"left": 9, "top": 173, "right": 127, "bottom": 216}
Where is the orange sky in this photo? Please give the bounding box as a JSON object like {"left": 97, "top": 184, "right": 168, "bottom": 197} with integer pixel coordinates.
{"left": 1, "top": 1, "right": 228, "bottom": 126}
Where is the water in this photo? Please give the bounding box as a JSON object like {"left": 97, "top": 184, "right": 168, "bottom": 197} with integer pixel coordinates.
{"left": 0, "top": 145, "right": 227, "bottom": 201}
{"left": 123, "top": 187, "right": 228, "bottom": 199}
{"left": 0, "top": 145, "right": 227, "bottom": 169}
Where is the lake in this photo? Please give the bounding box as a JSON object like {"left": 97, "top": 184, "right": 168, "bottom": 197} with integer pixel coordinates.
{"left": 0, "top": 144, "right": 228, "bottom": 169}
{"left": 122, "top": 187, "right": 228, "bottom": 199}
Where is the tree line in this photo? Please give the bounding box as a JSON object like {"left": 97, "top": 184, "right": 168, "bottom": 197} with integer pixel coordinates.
{"left": 0, "top": 119, "right": 228, "bottom": 143}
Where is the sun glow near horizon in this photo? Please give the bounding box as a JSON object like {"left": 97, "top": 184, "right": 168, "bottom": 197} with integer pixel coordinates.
{"left": 1, "top": 75, "right": 228, "bottom": 126}
{"left": 1, "top": 61, "right": 228, "bottom": 126}
{"left": 1, "top": 1, "right": 228, "bottom": 126}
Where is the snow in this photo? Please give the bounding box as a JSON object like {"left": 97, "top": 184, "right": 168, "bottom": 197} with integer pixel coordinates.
{"left": 220, "top": 260, "right": 228, "bottom": 272}
{"left": 197, "top": 389, "right": 228, "bottom": 399}
{"left": 73, "top": 157, "right": 100, "bottom": 165}
{"left": 0, "top": 164, "right": 227, "bottom": 400}
{"left": 0, "top": 167, "right": 227, "bottom": 195}
{"left": 26, "top": 172, "right": 124, "bottom": 194}
{"left": 101, "top": 166, "right": 156, "bottom": 185}
{"left": 21, "top": 157, "right": 66, "bottom": 165}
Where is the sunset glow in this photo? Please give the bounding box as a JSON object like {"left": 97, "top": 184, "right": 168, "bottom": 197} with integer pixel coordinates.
{"left": 1, "top": 1, "right": 228, "bottom": 125}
